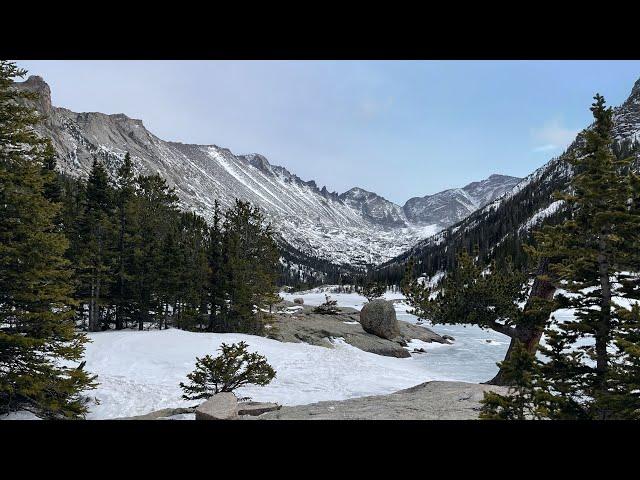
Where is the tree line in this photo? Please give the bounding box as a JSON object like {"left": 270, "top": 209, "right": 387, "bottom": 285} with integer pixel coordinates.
{"left": 55, "top": 155, "right": 280, "bottom": 335}
{"left": 0, "top": 61, "right": 280, "bottom": 418}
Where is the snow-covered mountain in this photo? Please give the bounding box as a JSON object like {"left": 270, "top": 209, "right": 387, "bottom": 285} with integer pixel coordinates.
{"left": 15, "top": 75, "right": 521, "bottom": 268}
{"left": 379, "top": 76, "right": 640, "bottom": 278}
{"left": 403, "top": 174, "right": 521, "bottom": 226}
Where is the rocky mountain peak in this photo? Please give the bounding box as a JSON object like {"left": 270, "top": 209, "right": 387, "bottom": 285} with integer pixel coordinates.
{"left": 240, "top": 153, "right": 273, "bottom": 175}
{"left": 613, "top": 76, "right": 640, "bottom": 141}
{"left": 16, "top": 75, "right": 52, "bottom": 115}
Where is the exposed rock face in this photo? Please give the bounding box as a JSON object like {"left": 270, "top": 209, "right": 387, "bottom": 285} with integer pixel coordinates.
{"left": 359, "top": 299, "right": 400, "bottom": 340}
{"left": 269, "top": 301, "right": 447, "bottom": 358}
{"left": 339, "top": 187, "right": 407, "bottom": 228}
{"left": 252, "top": 381, "right": 509, "bottom": 420}
{"left": 116, "top": 407, "right": 195, "bottom": 420}
{"left": 237, "top": 402, "right": 281, "bottom": 416}
{"left": 403, "top": 174, "right": 522, "bottom": 226}
{"left": 195, "top": 392, "right": 238, "bottom": 420}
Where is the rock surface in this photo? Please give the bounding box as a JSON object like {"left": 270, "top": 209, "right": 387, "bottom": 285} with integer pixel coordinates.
{"left": 359, "top": 299, "right": 400, "bottom": 340}
{"left": 114, "top": 407, "right": 196, "bottom": 420}
{"left": 268, "top": 302, "right": 448, "bottom": 358}
{"left": 237, "top": 402, "right": 281, "bottom": 416}
{"left": 195, "top": 393, "right": 238, "bottom": 420}
{"left": 251, "top": 381, "right": 509, "bottom": 420}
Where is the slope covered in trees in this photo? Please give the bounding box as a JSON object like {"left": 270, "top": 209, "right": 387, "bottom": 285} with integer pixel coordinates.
{"left": 375, "top": 78, "right": 640, "bottom": 285}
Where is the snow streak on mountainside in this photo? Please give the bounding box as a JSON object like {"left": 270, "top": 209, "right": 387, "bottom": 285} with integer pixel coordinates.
{"left": 15, "top": 75, "right": 521, "bottom": 267}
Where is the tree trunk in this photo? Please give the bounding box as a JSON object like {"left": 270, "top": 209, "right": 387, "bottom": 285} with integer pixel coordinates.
{"left": 116, "top": 208, "right": 126, "bottom": 330}
{"left": 596, "top": 237, "right": 612, "bottom": 405}
{"left": 89, "top": 277, "right": 101, "bottom": 332}
{"left": 486, "top": 329, "right": 543, "bottom": 385}
{"left": 485, "top": 258, "right": 556, "bottom": 386}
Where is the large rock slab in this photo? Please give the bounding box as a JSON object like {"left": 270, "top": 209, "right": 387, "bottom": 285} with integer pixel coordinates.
{"left": 268, "top": 301, "right": 448, "bottom": 358}
{"left": 116, "top": 407, "right": 195, "bottom": 420}
{"left": 237, "top": 402, "right": 281, "bottom": 416}
{"left": 359, "top": 299, "right": 400, "bottom": 340}
{"left": 251, "top": 381, "right": 509, "bottom": 420}
{"left": 195, "top": 392, "right": 238, "bottom": 420}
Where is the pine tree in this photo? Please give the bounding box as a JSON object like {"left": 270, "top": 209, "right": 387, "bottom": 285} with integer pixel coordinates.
{"left": 130, "top": 173, "right": 179, "bottom": 330}
{"left": 179, "top": 341, "right": 276, "bottom": 399}
{"left": 77, "top": 158, "right": 116, "bottom": 332}
{"left": 0, "top": 61, "right": 96, "bottom": 418}
{"left": 221, "top": 200, "right": 279, "bottom": 334}
{"left": 207, "top": 200, "right": 227, "bottom": 331}
{"left": 402, "top": 250, "right": 556, "bottom": 385}
{"left": 481, "top": 94, "right": 640, "bottom": 419}
{"left": 362, "top": 281, "right": 386, "bottom": 301}
{"left": 113, "top": 152, "right": 136, "bottom": 330}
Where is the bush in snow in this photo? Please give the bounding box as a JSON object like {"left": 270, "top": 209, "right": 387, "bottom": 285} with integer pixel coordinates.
{"left": 312, "top": 295, "right": 340, "bottom": 315}
{"left": 179, "top": 341, "right": 276, "bottom": 400}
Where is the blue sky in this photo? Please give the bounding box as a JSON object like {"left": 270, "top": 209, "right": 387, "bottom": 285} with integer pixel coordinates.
{"left": 16, "top": 60, "right": 640, "bottom": 204}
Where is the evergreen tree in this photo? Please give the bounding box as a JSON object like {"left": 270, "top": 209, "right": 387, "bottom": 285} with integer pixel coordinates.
{"left": 402, "top": 250, "right": 556, "bottom": 385}
{"left": 481, "top": 94, "right": 640, "bottom": 419}
{"left": 0, "top": 61, "right": 96, "bottom": 418}
{"left": 130, "top": 173, "right": 179, "bottom": 330}
{"left": 362, "top": 281, "right": 386, "bottom": 301}
{"left": 77, "top": 158, "right": 115, "bottom": 332}
{"left": 180, "top": 341, "right": 276, "bottom": 399}
{"left": 113, "top": 152, "right": 136, "bottom": 330}
{"left": 207, "top": 200, "right": 227, "bottom": 331}
{"left": 221, "top": 200, "right": 279, "bottom": 334}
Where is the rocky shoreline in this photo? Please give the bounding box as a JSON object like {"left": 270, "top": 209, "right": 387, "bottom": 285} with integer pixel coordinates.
{"left": 266, "top": 300, "right": 450, "bottom": 358}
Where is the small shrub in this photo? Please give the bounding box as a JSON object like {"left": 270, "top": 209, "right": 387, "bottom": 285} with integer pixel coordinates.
{"left": 179, "top": 341, "right": 276, "bottom": 400}
{"left": 313, "top": 294, "right": 340, "bottom": 315}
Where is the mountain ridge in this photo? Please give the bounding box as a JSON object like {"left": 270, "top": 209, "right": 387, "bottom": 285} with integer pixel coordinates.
{"left": 14, "top": 74, "right": 521, "bottom": 271}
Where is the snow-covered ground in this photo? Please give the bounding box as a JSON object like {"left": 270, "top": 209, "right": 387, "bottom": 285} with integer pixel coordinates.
{"left": 80, "top": 329, "right": 454, "bottom": 419}
{"left": 73, "top": 287, "right": 508, "bottom": 419}
{"left": 3, "top": 287, "right": 511, "bottom": 420}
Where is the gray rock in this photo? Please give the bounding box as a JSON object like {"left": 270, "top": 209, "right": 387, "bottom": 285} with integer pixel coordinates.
{"left": 238, "top": 402, "right": 281, "bottom": 416}
{"left": 359, "top": 299, "right": 400, "bottom": 340}
{"left": 267, "top": 309, "right": 447, "bottom": 358}
{"left": 115, "top": 407, "right": 195, "bottom": 420}
{"left": 293, "top": 298, "right": 304, "bottom": 305}
{"left": 252, "top": 381, "right": 509, "bottom": 420}
{"left": 195, "top": 393, "right": 238, "bottom": 420}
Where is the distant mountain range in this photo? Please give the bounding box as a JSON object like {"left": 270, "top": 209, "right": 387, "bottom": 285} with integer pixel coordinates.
{"left": 15, "top": 75, "right": 520, "bottom": 270}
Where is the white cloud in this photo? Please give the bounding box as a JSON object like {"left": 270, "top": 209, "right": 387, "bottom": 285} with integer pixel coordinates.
{"left": 531, "top": 118, "right": 579, "bottom": 153}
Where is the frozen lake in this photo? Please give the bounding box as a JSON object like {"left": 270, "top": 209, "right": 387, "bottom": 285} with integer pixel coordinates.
{"left": 281, "top": 287, "right": 510, "bottom": 383}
